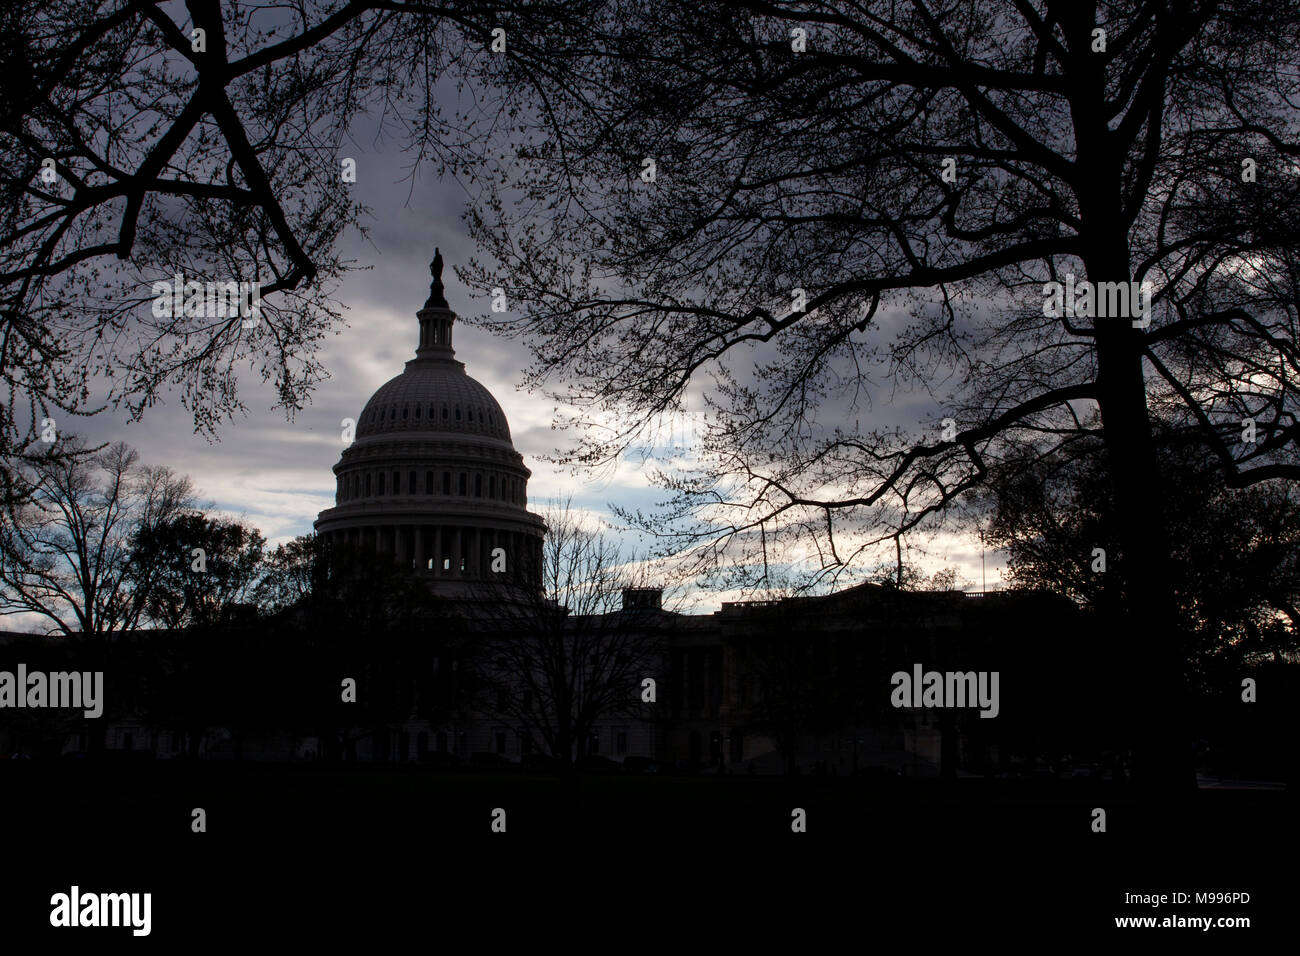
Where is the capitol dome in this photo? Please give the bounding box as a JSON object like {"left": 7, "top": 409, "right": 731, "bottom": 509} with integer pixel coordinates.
{"left": 314, "top": 249, "right": 546, "bottom": 594}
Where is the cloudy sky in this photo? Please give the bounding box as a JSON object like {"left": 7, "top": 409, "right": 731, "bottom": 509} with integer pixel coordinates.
{"left": 65, "top": 104, "right": 1005, "bottom": 614}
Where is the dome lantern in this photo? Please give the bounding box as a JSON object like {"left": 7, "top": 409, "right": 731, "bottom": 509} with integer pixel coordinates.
{"left": 416, "top": 248, "right": 456, "bottom": 361}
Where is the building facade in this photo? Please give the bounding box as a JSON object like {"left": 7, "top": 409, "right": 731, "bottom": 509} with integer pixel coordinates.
{"left": 3, "top": 250, "right": 1083, "bottom": 776}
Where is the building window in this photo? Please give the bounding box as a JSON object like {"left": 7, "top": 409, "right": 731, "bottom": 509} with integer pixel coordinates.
{"left": 442, "top": 472, "right": 451, "bottom": 495}
{"left": 442, "top": 405, "right": 448, "bottom": 420}
{"left": 495, "top": 732, "right": 507, "bottom": 755}
{"left": 489, "top": 475, "right": 496, "bottom": 498}
{"left": 365, "top": 474, "right": 372, "bottom": 495}
{"left": 401, "top": 405, "right": 408, "bottom": 420}
{"left": 455, "top": 405, "right": 462, "bottom": 421}
{"left": 616, "top": 731, "right": 628, "bottom": 756}
{"left": 414, "top": 405, "right": 421, "bottom": 419}
{"left": 390, "top": 405, "right": 397, "bottom": 420}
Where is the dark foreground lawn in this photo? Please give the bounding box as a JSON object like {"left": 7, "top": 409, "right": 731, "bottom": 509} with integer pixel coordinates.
{"left": 0, "top": 761, "right": 1288, "bottom": 941}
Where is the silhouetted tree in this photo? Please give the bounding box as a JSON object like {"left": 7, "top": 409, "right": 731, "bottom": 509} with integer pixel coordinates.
{"left": 130, "top": 512, "right": 265, "bottom": 629}
{"left": 981, "top": 426, "right": 1300, "bottom": 687}
{"left": 472, "top": 501, "right": 666, "bottom": 772}
{"left": 464, "top": 0, "right": 1300, "bottom": 787}
{"left": 260, "top": 534, "right": 468, "bottom": 762}
{"left": 0, "top": 0, "right": 599, "bottom": 472}
{"left": 0, "top": 437, "right": 194, "bottom": 639}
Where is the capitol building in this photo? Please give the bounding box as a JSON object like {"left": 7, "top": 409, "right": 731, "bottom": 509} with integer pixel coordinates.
{"left": 299, "top": 250, "right": 996, "bottom": 773}
{"left": 6, "top": 248, "right": 1050, "bottom": 777}
{"left": 313, "top": 250, "right": 546, "bottom": 597}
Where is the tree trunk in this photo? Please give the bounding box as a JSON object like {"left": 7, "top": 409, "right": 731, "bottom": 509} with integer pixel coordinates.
{"left": 1070, "top": 11, "right": 1195, "bottom": 795}
{"left": 1087, "top": 244, "right": 1194, "bottom": 792}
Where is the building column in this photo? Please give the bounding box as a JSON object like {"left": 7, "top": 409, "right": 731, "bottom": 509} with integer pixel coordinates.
{"left": 414, "top": 526, "right": 425, "bottom": 571}
{"left": 434, "top": 525, "right": 443, "bottom": 575}
{"left": 455, "top": 527, "right": 463, "bottom": 575}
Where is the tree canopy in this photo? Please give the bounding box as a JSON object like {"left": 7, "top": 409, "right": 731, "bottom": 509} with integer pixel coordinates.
{"left": 0, "top": 0, "right": 597, "bottom": 470}
{"left": 457, "top": 0, "right": 1300, "bottom": 785}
